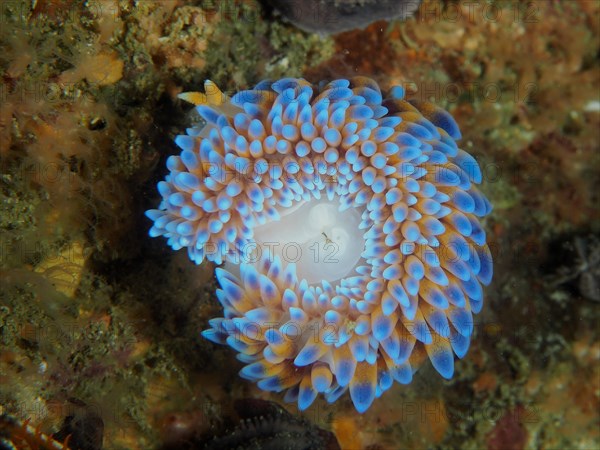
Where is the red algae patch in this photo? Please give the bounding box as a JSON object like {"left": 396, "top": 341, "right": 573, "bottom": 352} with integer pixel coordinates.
{"left": 486, "top": 406, "right": 528, "bottom": 450}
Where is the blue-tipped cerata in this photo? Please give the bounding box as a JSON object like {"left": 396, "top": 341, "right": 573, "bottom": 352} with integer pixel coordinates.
{"left": 147, "top": 77, "right": 494, "bottom": 413}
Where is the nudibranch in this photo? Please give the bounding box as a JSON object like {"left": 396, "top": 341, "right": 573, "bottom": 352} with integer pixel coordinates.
{"left": 146, "top": 77, "right": 493, "bottom": 413}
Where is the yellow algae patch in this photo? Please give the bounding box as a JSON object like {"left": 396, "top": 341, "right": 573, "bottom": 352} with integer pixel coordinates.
{"left": 332, "top": 415, "right": 364, "bottom": 450}
{"left": 34, "top": 241, "right": 88, "bottom": 298}
{"left": 82, "top": 51, "right": 124, "bottom": 85}
{"left": 60, "top": 51, "right": 124, "bottom": 86}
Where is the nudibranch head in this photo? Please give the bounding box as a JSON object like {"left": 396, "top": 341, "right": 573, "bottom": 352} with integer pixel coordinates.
{"left": 146, "top": 77, "right": 493, "bottom": 413}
